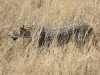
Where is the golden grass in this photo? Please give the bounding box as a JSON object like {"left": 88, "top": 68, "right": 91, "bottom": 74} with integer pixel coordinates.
{"left": 0, "top": 0, "right": 100, "bottom": 75}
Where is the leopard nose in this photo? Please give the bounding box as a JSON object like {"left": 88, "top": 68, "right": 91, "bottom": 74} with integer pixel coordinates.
{"left": 11, "top": 36, "right": 18, "bottom": 40}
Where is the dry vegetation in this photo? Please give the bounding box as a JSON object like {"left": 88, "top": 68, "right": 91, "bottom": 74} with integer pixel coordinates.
{"left": 0, "top": 0, "right": 100, "bottom": 75}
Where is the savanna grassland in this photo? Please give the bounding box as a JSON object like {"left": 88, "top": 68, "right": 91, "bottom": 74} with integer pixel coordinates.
{"left": 0, "top": 0, "right": 100, "bottom": 75}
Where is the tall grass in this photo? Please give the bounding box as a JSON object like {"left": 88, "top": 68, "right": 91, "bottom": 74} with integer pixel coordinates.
{"left": 0, "top": 0, "right": 100, "bottom": 75}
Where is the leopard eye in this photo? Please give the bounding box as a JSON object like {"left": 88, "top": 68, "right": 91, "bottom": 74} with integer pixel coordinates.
{"left": 24, "top": 34, "right": 26, "bottom": 36}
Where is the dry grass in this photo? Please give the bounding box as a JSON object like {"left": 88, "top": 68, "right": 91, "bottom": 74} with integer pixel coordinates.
{"left": 0, "top": 0, "right": 100, "bottom": 75}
